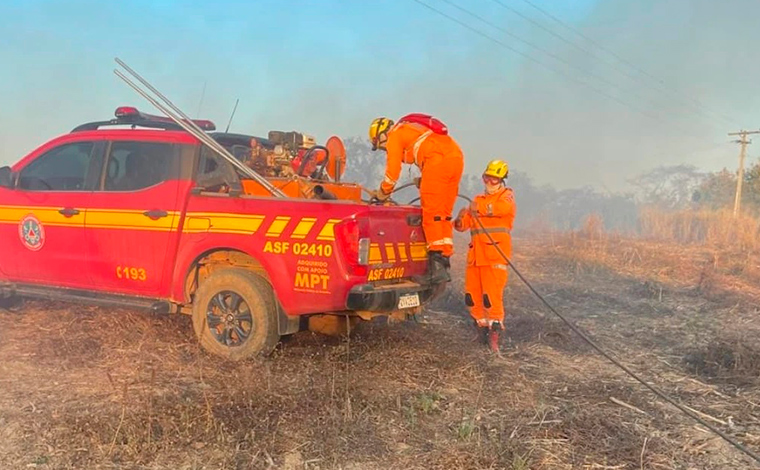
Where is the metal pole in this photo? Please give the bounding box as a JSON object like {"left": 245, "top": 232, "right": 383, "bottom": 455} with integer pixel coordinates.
{"left": 734, "top": 132, "right": 747, "bottom": 216}
{"left": 728, "top": 129, "right": 760, "bottom": 217}
{"left": 114, "top": 59, "right": 286, "bottom": 198}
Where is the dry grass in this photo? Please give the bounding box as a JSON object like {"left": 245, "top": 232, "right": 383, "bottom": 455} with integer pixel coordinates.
{"left": 555, "top": 209, "right": 760, "bottom": 299}
{"left": 638, "top": 206, "right": 760, "bottom": 252}
{"left": 1, "top": 232, "right": 760, "bottom": 469}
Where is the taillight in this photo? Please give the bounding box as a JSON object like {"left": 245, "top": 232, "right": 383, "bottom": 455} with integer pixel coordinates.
{"left": 334, "top": 217, "right": 370, "bottom": 276}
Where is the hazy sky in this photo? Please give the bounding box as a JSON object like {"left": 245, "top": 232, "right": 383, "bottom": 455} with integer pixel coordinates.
{"left": 1, "top": 0, "right": 758, "bottom": 190}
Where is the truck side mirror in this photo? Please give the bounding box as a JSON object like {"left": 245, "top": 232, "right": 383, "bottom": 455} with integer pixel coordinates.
{"left": 0, "top": 167, "right": 13, "bottom": 189}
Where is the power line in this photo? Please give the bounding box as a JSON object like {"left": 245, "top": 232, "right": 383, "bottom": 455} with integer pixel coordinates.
{"left": 411, "top": 0, "right": 709, "bottom": 140}
{"left": 487, "top": 0, "right": 650, "bottom": 85}
{"left": 488, "top": 0, "right": 732, "bottom": 125}
{"left": 513, "top": 0, "right": 739, "bottom": 127}
{"left": 438, "top": 0, "right": 655, "bottom": 109}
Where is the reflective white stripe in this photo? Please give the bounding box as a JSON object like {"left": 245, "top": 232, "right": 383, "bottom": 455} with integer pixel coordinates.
{"left": 412, "top": 130, "right": 433, "bottom": 166}
{"left": 429, "top": 237, "right": 454, "bottom": 247}
{"left": 383, "top": 175, "right": 397, "bottom": 186}
{"left": 494, "top": 264, "right": 508, "bottom": 271}
{"left": 470, "top": 227, "right": 511, "bottom": 235}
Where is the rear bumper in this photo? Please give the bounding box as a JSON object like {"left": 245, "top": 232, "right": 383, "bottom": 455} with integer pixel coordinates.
{"left": 346, "top": 279, "right": 446, "bottom": 312}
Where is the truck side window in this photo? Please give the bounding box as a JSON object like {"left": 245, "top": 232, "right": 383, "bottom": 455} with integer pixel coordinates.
{"left": 195, "top": 145, "right": 240, "bottom": 192}
{"left": 17, "top": 142, "right": 96, "bottom": 191}
{"left": 103, "top": 141, "right": 175, "bottom": 191}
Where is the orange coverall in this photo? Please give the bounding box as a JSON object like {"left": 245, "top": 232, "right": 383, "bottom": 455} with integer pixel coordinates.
{"left": 381, "top": 122, "right": 464, "bottom": 257}
{"left": 455, "top": 187, "right": 516, "bottom": 328}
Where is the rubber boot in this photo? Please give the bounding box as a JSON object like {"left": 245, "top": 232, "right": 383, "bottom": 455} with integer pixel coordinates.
{"left": 428, "top": 251, "right": 451, "bottom": 284}
{"left": 480, "top": 327, "right": 490, "bottom": 345}
{"left": 472, "top": 321, "right": 489, "bottom": 344}
{"left": 488, "top": 322, "right": 502, "bottom": 353}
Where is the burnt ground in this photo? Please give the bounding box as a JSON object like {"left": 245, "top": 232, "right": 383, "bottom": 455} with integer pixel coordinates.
{"left": 2, "top": 236, "right": 760, "bottom": 469}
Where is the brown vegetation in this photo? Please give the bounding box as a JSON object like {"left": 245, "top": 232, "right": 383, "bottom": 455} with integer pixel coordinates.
{"left": 3, "top": 210, "right": 760, "bottom": 468}
{"left": 638, "top": 206, "right": 760, "bottom": 252}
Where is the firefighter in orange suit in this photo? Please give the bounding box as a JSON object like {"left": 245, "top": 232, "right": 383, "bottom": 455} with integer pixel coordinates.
{"left": 454, "top": 160, "right": 516, "bottom": 353}
{"left": 368, "top": 115, "right": 464, "bottom": 282}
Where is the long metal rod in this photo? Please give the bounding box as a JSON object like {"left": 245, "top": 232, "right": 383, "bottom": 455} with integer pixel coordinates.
{"left": 115, "top": 58, "right": 234, "bottom": 155}
{"left": 113, "top": 60, "right": 284, "bottom": 197}
{"left": 113, "top": 59, "right": 286, "bottom": 198}
{"left": 114, "top": 69, "right": 282, "bottom": 198}
{"left": 113, "top": 71, "right": 221, "bottom": 168}
{"left": 117, "top": 59, "right": 215, "bottom": 139}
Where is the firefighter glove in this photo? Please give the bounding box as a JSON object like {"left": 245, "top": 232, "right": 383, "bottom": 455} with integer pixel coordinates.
{"left": 371, "top": 189, "right": 391, "bottom": 202}
{"left": 454, "top": 208, "right": 467, "bottom": 230}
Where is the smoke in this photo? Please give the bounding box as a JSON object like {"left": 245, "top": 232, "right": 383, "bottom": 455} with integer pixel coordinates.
{"left": 2, "top": 0, "right": 758, "bottom": 194}
{"left": 255, "top": 0, "right": 760, "bottom": 190}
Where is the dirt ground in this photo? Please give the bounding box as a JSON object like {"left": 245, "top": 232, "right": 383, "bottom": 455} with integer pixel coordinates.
{"left": 2, "top": 235, "right": 760, "bottom": 469}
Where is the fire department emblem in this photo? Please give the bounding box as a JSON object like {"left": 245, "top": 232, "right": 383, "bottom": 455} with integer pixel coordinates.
{"left": 19, "top": 214, "right": 45, "bottom": 251}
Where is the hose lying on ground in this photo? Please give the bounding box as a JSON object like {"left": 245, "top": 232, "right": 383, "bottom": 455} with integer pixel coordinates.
{"left": 456, "top": 193, "right": 760, "bottom": 464}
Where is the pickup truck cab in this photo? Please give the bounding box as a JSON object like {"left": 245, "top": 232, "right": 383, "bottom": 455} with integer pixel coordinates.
{"left": 0, "top": 108, "right": 444, "bottom": 359}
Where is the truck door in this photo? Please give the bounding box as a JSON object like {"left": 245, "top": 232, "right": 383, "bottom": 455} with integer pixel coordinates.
{"left": 0, "top": 140, "right": 102, "bottom": 288}
{"left": 84, "top": 140, "right": 184, "bottom": 297}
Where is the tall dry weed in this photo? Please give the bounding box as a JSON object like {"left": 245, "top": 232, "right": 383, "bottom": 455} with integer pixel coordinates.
{"left": 638, "top": 207, "right": 760, "bottom": 252}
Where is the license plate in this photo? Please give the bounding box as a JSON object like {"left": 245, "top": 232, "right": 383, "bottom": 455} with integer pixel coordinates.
{"left": 398, "top": 293, "right": 420, "bottom": 309}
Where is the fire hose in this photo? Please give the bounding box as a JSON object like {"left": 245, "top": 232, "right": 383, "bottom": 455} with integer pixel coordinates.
{"left": 360, "top": 181, "right": 419, "bottom": 205}
{"left": 454, "top": 193, "right": 760, "bottom": 464}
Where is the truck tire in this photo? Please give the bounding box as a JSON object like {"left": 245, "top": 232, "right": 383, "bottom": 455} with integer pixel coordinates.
{"left": 0, "top": 296, "right": 21, "bottom": 310}
{"left": 191, "top": 269, "right": 280, "bottom": 360}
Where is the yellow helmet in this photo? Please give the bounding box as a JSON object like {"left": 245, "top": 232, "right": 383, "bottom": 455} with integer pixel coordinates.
{"left": 483, "top": 159, "right": 509, "bottom": 179}
{"left": 368, "top": 117, "right": 394, "bottom": 151}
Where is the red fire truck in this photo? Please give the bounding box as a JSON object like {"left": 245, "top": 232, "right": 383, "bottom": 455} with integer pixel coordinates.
{"left": 0, "top": 106, "right": 444, "bottom": 360}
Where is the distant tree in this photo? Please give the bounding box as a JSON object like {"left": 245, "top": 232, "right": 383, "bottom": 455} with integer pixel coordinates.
{"left": 546, "top": 187, "right": 637, "bottom": 231}
{"left": 343, "top": 136, "right": 419, "bottom": 203}
{"left": 743, "top": 160, "right": 760, "bottom": 211}
{"left": 693, "top": 168, "right": 736, "bottom": 210}
{"left": 629, "top": 165, "right": 705, "bottom": 209}
{"left": 343, "top": 137, "right": 385, "bottom": 188}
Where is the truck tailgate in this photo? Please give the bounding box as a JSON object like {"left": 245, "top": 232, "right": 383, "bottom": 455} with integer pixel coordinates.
{"left": 364, "top": 205, "right": 428, "bottom": 282}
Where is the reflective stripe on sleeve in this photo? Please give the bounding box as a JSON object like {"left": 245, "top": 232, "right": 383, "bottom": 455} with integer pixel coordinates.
{"left": 470, "top": 227, "right": 511, "bottom": 235}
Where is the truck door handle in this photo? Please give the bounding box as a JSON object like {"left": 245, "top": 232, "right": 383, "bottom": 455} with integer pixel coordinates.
{"left": 143, "top": 210, "right": 168, "bottom": 220}
{"left": 58, "top": 208, "right": 80, "bottom": 218}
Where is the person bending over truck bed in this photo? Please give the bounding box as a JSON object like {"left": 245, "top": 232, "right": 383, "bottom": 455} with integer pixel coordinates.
{"left": 368, "top": 114, "right": 464, "bottom": 283}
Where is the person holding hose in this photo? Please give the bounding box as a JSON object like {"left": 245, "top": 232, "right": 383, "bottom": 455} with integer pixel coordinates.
{"left": 368, "top": 114, "right": 464, "bottom": 282}
{"left": 454, "top": 160, "right": 516, "bottom": 353}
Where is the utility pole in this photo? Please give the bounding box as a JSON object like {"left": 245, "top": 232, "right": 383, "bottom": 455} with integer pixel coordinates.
{"left": 728, "top": 129, "right": 760, "bottom": 216}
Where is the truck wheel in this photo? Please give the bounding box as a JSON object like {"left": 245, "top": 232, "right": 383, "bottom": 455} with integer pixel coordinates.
{"left": 0, "top": 296, "right": 21, "bottom": 310}
{"left": 191, "top": 269, "right": 280, "bottom": 360}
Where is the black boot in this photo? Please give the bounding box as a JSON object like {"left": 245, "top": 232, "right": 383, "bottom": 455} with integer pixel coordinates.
{"left": 472, "top": 320, "right": 489, "bottom": 344}
{"left": 428, "top": 252, "right": 451, "bottom": 283}
{"left": 480, "top": 326, "right": 489, "bottom": 345}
